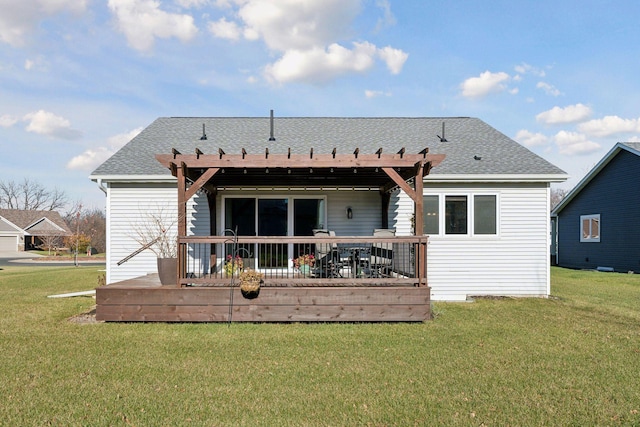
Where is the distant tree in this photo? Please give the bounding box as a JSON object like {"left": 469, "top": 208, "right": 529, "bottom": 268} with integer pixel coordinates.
{"left": 551, "top": 188, "right": 569, "bottom": 210}
{"left": 63, "top": 233, "right": 92, "bottom": 254}
{"left": 64, "top": 204, "right": 106, "bottom": 253}
{"left": 0, "top": 179, "right": 67, "bottom": 211}
{"left": 38, "top": 233, "right": 65, "bottom": 255}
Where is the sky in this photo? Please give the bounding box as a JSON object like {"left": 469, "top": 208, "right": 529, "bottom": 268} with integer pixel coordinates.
{"left": 1, "top": 0, "right": 639, "bottom": 211}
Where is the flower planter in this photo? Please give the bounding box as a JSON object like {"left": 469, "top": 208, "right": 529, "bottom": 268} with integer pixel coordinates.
{"left": 157, "top": 257, "right": 177, "bottom": 286}
{"left": 298, "top": 265, "right": 311, "bottom": 276}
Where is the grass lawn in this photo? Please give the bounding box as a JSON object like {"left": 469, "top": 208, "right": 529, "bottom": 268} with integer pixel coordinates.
{"left": 1, "top": 265, "right": 639, "bottom": 426}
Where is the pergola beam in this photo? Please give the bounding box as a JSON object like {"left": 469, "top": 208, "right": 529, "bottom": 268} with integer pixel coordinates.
{"left": 156, "top": 152, "right": 443, "bottom": 170}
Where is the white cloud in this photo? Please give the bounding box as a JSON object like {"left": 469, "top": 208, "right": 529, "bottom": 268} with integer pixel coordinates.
{"left": 208, "top": 17, "right": 241, "bottom": 40}
{"left": 460, "top": 71, "right": 510, "bottom": 99}
{"left": 67, "top": 127, "right": 143, "bottom": 171}
{"left": 23, "top": 110, "right": 82, "bottom": 139}
{"left": 374, "top": 0, "right": 396, "bottom": 31}
{"left": 536, "top": 104, "right": 592, "bottom": 125}
{"left": 209, "top": 0, "right": 406, "bottom": 84}
{"left": 175, "top": 0, "right": 211, "bottom": 7}
{"left": 0, "top": 114, "right": 18, "bottom": 127}
{"left": 0, "top": 0, "right": 87, "bottom": 46}
{"left": 377, "top": 46, "right": 408, "bottom": 74}
{"left": 577, "top": 115, "right": 640, "bottom": 138}
{"left": 265, "top": 42, "right": 378, "bottom": 84}
{"left": 365, "top": 89, "right": 391, "bottom": 98}
{"left": 108, "top": 0, "right": 198, "bottom": 51}
{"left": 236, "top": 0, "right": 361, "bottom": 51}
{"left": 515, "top": 129, "right": 549, "bottom": 147}
{"left": 537, "top": 81, "right": 562, "bottom": 96}
{"left": 514, "top": 63, "right": 545, "bottom": 77}
{"left": 554, "top": 130, "right": 600, "bottom": 155}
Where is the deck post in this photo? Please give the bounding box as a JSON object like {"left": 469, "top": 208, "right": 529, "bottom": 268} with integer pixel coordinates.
{"left": 177, "top": 163, "right": 187, "bottom": 287}
{"left": 413, "top": 163, "right": 426, "bottom": 287}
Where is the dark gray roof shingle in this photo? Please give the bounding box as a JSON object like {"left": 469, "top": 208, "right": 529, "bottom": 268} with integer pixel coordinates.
{"left": 91, "top": 117, "right": 566, "bottom": 178}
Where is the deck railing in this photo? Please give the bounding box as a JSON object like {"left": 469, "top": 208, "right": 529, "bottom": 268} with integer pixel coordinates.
{"left": 176, "top": 235, "right": 428, "bottom": 288}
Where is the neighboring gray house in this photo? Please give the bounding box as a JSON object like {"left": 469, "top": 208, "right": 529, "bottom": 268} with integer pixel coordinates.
{"left": 91, "top": 116, "right": 567, "bottom": 301}
{"left": 0, "top": 209, "right": 71, "bottom": 251}
{"left": 551, "top": 142, "right": 640, "bottom": 273}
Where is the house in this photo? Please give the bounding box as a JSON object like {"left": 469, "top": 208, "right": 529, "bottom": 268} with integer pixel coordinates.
{"left": 0, "top": 209, "right": 72, "bottom": 252}
{"left": 551, "top": 142, "right": 640, "bottom": 273}
{"left": 90, "top": 115, "right": 567, "bottom": 321}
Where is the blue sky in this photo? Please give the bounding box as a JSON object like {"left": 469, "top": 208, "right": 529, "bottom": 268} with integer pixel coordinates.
{"left": 1, "top": 0, "right": 638, "bottom": 210}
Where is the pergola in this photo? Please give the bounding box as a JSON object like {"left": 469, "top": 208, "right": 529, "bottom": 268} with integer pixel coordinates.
{"left": 156, "top": 147, "right": 446, "bottom": 238}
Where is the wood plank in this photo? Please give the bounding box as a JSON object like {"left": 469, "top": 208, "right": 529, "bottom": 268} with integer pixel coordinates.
{"left": 97, "top": 286, "right": 430, "bottom": 306}
{"left": 96, "top": 304, "right": 429, "bottom": 322}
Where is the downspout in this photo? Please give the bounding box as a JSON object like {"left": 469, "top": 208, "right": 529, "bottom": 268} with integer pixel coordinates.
{"left": 96, "top": 178, "right": 107, "bottom": 195}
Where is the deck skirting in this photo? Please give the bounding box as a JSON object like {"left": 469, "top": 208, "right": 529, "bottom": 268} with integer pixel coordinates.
{"left": 96, "top": 279, "right": 431, "bottom": 322}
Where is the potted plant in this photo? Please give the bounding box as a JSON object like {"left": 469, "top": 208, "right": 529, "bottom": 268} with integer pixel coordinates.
{"left": 224, "top": 254, "right": 244, "bottom": 277}
{"left": 239, "top": 269, "right": 262, "bottom": 299}
{"left": 132, "top": 209, "right": 178, "bottom": 285}
{"left": 293, "top": 253, "right": 315, "bottom": 276}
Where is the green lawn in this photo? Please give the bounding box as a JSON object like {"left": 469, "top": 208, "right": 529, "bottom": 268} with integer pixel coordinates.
{"left": 1, "top": 265, "right": 639, "bottom": 426}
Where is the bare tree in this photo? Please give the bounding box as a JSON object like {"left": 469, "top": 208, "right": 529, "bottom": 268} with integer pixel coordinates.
{"left": 0, "top": 179, "right": 68, "bottom": 211}
{"left": 63, "top": 204, "right": 106, "bottom": 253}
{"left": 551, "top": 187, "right": 569, "bottom": 210}
{"left": 38, "top": 233, "right": 65, "bottom": 255}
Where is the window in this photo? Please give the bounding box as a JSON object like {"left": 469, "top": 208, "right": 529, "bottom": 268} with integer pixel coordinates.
{"left": 580, "top": 214, "right": 600, "bottom": 242}
{"left": 422, "top": 195, "right": 439, "bottom": 234}
{"left": 474, "top": 195, "right": 497, "bottom": 234}
{"left": 445, "top": 196, "right": 467, "bottom": 234}
{"left": 422, "top": 193, "right": 498, "bottom": 236}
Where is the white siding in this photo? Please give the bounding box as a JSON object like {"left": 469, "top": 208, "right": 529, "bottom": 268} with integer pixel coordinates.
{"left": 392, "top": 182, "right": 551, "bottom": 301}
{"left": 106, "top": 181, "right": 552, "bottom": 301}
{"left": 105, "top": 182, "right": 209, "bottom": 284}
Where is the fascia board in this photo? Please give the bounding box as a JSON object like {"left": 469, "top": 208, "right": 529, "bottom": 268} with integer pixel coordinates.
{"left": 90, "top": 174, "right": 176, "bottom": 183}
{"left": 424, "top": 174, "right": 569, "bottom": 183}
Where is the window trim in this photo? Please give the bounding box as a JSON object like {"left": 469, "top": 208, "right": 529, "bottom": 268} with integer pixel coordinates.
{"left": 422, "top": 192, "right": 499, "bottom": 237}
{"left": 580, "top": 214, "right": 600, "bottom": 243}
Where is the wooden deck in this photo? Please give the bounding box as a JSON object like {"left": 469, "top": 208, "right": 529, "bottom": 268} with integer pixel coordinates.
{"left": 95, "top": 274, "right": 431, "bottom": 322}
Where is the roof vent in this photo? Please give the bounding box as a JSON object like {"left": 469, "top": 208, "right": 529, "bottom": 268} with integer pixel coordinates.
{"left": 200, "top": 123, "right": 207, "bottom": 140}
{"left": 437, "top": 121, "right": 447, "bottom": 142}
{"left": 268, "top": 109, "right": 276, "bottom": 141}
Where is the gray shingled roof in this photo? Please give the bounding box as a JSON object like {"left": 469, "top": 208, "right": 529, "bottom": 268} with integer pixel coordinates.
{"left": 91, "top": 117, "right": 566, "bottom": 178}
{"left": 0, "top": 209, "right": 71, "bottom": 234}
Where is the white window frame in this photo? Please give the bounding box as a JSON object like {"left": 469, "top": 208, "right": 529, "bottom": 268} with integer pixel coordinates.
{"left": 422, "top": 192, "right": 500, "bottom": 237}
{"left": 580, "top": 214, "right": 600, "bottom": 243}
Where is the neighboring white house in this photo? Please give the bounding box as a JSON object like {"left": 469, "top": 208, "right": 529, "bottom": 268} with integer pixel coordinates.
{"left": 90, "top": 116, "right": 567, "bottom": 301}
{"left": 0, "top": 209, "right": 71, "bottom": 251}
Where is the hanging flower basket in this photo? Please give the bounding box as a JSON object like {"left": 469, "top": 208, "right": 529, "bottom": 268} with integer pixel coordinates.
{"left": 239, "top": 269, "right": 263, "bottom": 299}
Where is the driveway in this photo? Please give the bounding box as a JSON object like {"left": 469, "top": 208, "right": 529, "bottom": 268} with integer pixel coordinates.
{"left": 0, "top": 251, "right": 105, "bottom": 268}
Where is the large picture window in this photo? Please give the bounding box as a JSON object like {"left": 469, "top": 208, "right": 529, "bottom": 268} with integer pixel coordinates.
{"left": 580, "top": 214, "right": 600, "bottom": 242}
